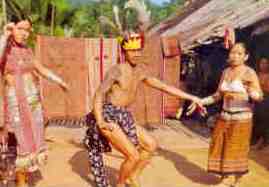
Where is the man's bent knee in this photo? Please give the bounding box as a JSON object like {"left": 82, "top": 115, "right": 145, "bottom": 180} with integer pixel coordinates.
{"left": 147, "top": 137, "right": 158, "bottom": 153}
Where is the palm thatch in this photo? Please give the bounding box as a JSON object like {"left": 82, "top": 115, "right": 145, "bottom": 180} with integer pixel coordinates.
{"left": 149, "top": 0, "right": 269, "bottom": 52}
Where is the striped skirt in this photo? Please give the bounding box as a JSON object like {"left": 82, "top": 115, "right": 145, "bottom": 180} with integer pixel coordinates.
{"left": 208, "top": 118, "right": 252, "bottom": 176}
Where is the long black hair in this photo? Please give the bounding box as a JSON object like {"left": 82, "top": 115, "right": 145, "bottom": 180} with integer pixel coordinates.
{"left": 9, "top": 15, "right": 33, "bottom": 26}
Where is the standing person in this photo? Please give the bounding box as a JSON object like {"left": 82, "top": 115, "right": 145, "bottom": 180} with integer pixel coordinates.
{"left": 252, "top": 58, "right": 269, "bottom": 149}
{"left": 188, "top": 43, "right": 263, "bottom": 187}
{"left": 0, "top": 19, "right": 68, "bottom": 187}
{"left": 83, "top": 31, "right": 204, "bottom": 187}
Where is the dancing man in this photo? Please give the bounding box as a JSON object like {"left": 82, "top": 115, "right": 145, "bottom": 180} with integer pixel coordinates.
{"left": 84, "top": 29, "right": 204, "bottom": 187}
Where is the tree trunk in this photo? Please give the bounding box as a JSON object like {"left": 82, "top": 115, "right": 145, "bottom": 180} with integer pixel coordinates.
{"left": 2, "top": 0, "right": 7, "bottom": 24}
{"left": 50, "top": 4, "right": 55, "bottom": 35}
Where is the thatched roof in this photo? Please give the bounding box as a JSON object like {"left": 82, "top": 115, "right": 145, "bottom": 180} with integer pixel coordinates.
{"left": 149, "top": 0, "right": 269, "bottom": 52}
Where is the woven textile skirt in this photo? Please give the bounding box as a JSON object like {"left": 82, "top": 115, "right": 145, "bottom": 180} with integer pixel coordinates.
{"left": 208, "top": 118, "right": 252, "bottom": 176}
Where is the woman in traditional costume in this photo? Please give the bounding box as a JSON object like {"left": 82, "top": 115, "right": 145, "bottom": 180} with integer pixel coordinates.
{"left": 189, "top": 43, "right": 263, "bottom": 187}
{"left": 0, "top": 19, "right": 68, "bottom": 187}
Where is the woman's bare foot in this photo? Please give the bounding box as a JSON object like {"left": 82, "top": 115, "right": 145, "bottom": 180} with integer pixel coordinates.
{"left": 232, "top": 175, "right": 242, "bottom": 187}
{"left": 210, "top": 175, "right": 235, "bottom": 187}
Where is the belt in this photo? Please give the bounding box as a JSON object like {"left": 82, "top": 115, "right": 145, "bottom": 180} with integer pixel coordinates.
{"left": 220, "top": 110, "right": 252, "bottom": 121}
{"left": 222, "top": 110, "right": 251, "bottom": 114}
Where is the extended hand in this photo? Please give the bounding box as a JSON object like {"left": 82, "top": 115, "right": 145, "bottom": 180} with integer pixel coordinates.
{"left": 186, "top": 102, "right": 196, "bottom": 116}
{"left": 186, "top": 99, "right": 207, "bottom": 117}
{"left": 191, "top": 96, "right": 203, "bottom": 107}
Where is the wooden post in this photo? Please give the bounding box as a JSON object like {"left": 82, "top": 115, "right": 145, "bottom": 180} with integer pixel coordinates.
{"left": 161, "top": 40, "right": 165, "bottom": 125}
{"left": 99, "top": 36, "right": 104, "bottom": 82}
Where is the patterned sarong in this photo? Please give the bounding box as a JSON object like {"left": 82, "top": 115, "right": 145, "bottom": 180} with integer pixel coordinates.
{"left": 208, "top": 118, "right": 252, "bottom": 175}
{"left": 84, "top": 103, "right": 139, "bottom": 187}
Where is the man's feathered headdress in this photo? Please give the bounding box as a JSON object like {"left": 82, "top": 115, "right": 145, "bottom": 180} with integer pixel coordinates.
{"left": 99, "top": 0, "right": 151, "bottom": 51}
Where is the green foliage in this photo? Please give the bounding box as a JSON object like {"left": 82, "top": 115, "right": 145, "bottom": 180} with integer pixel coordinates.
{"left": 149, "top": 0, "right": 186, "bottom": 24}
{"left": 1, "top": 0, "right": 186, "bottom": 37}
{"left": 70, "top": 4, "right": 101, "bottom": 37}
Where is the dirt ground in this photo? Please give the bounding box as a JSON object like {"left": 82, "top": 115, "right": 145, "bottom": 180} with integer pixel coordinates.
{"left": 32, "top": 120, "right": 269, "bottom": 187}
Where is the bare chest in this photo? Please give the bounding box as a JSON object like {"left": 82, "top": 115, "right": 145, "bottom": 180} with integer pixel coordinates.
{"left": 108, "top": 65, "right": 144, "bottom": 106}
{"left": 117, "top": 65, "right": 143, "bottom": 91}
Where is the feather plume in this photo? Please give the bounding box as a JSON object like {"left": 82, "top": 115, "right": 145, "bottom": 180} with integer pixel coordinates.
{"left": 113, "top": 6, "right": 123, "bottom": 34}
{"left": 124, "top": 0, "right": 151, "bottom": 31}
{"left": 98, "top": 15, "right": 119, "bottom": 32}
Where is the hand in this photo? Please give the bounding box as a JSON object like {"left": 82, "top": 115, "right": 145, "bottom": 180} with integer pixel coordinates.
{"left": 3, "top": 22, "right": 15, "bottom": 38}
{"left": 187, "top": 96, "right": 201, "bottom": 115}
{"left": 191, "top": 96, "right": 203, "bottom": 106}
{"left": 187, "top": 98, "right": 207, "bottom": 117}
{"left": 186, "top": 102, "right": 197, "bottom": 116}
{"left": 191, "top": 96, "right": 206, "bottom": 111}
{"left": 99, "top": 122, "right": 114, "bottom": 132}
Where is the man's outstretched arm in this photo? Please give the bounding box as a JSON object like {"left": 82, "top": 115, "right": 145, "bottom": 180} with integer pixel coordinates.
{"left": 144, "top": 77, "right": 201, "bottom": 104}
